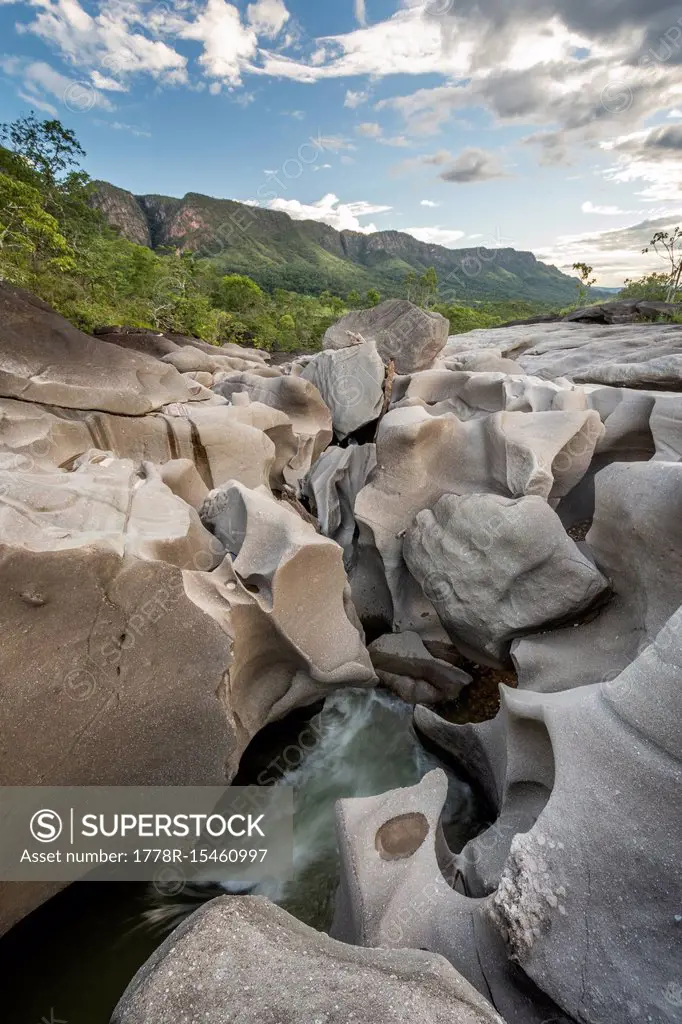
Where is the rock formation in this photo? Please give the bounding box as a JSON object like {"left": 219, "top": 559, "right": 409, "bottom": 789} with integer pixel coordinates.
{"left": 1, "top": 282, "right": 680, "bottom": 1024}
{"left": 112, "top": 897, "right": 505, "bottom": 1024}
{"left": 324, "top": 299, "right": 449, "bottom": 374}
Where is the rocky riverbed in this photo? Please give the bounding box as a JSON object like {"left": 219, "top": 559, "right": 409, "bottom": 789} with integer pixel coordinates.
{"left": 0, "top": 288, "right": 680, "bottom": 1023}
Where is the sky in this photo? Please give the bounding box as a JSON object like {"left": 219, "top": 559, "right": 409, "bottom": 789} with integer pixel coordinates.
{"left": 2, "top": 0, "right": 682, "bottom": 286}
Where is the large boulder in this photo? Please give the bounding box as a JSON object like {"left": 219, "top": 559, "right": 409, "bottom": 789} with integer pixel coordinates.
{"left": 301, "top": 340, "right": 385, "bottom": 438}
{"left": 513, "top": 459, "right": 682, "bottom": 692}
{"left": 112, "top": 896, "right": 505, "bottom": 1024}
{"left": 404, "top": 493, "right": 609, "bottom": 664}
{"left": 323, "top": 299, "right": 449, "bottom": 374}
{"left": 0, "top": 284, "right": 194, "bottom": 413}
{"left": 354, "top": 405, "right": 604, "bottom": 632}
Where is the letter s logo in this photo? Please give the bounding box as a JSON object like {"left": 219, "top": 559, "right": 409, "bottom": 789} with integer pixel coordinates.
{"left": 30, "top": 809, "right": 63, "bottom": 843}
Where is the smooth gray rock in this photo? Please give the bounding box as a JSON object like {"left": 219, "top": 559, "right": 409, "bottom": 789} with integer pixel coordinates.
{"left": 441, "top": 322, "right": 682, "bottom": 387}
{"left": 112, "top": 896, "right": 505, "bottom": 1024}
{"left": 404, "top": 493, "right": 609, "bottom": 664}
{"left": 301, "top": 340, "right": 385, "bottom": 439}
{"left": 333, "top": 609, "right": 682, "bottom": 1024}
{"left": 324, "top": 299, "right": 449, "bottom": 374}
{"left": 302, "top": 443, "right": 377, "bottom": 565}
{"left": 0, "top": 283, "right": 193, "bottom": 414}
{"left": 368, "top": 630, "right": 472, "bottom": 704}
{"left": 513, "top": 460, "right": 682, "bottom": 692}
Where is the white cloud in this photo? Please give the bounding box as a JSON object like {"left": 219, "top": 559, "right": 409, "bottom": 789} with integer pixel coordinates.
{"left": 535, "top": 213, "right": 682, "bottom": 286}
{"left": 668, "top": 109, "right": 682, "bottom": 119}
{"left": 22, "top": 0, "right": 188, "bottom": 87}
{"left": 17, "top": 90, "right": 58, "bottom": 115}
{"left": 317, "top": 135, "right": 357, "bottom": 152}
{"left": 246, "top": 0, "right": 290, "bottom": 39}
{"left": 420, "top": 199, "right": 439, "bottom": 207}
{"left": 354, "top": 0, "right": 366, "bottom": 27}
{"left": 403, "top": 226, "right": 466, "bottom": 246}
{"left": 379, "top": 135, "right": 411, "bottom": 147}
{"left": 266, "top": 193, "right": 392, "bottom": 232}
{"left": 356, "top": 121, "right": 382, "bottom": 137}
{"left": 4, "top": 58, "right": 114, "bottom": 113}
{"left": 344, "top": 88, "right": 368, "bottom": 108}
{"left": 581, "top": 201, "right": 632, "bottom": 215}
{"left": 182, "top": 0, "right": 257, "bottom": 85}
{"left": 313, "top": 163, "right": 332, "bottom": 171}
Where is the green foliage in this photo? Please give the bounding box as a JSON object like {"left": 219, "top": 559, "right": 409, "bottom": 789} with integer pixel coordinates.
{"left": 346, "top": 289, "right": 363, "bottom": 308}
{"left": 366, "top": 288, "right": 381, "bottom": 307}
{"left": 572, "top": 262, "right": 596, "bottom": 307}
{"left": 0, "top": 172, "right": 74, "bottom": 283}
{"left": 641, "top": 227, "right": 682, "bottom": 302}
{"left": 0, "top": 113, "right": 350, "bottom": 351}
{"left": 619, "top": 272, "right": 670, "bottom": 301}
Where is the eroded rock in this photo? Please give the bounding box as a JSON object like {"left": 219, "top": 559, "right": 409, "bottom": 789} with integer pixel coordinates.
{"left": 324, "top": 299, "right": 449, "bottom": 374}
{"left": 112, "top": 896, "right": 505, "bottom": 1024}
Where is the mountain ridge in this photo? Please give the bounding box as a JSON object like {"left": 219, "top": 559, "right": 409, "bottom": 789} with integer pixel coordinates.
{"left": 91, "top": 180, "right": 592, "bottom": 305}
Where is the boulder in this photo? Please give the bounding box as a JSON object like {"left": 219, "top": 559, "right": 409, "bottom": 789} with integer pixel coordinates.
{"left": 301, "top": 340, "right": 385, "bottom": 438}
{"left": 403, "top": 493, "right": 609, "bottom": 664}
{"left": 368, "top": 631, "right": 472, "bottom": 704}
{"left": 323, "top": 299, "right": 449, "bottom": 374}
{"left": 0, "top": 283, "right": 194, "bottom": 414}
{"left": 354, "top": 405, "right": 604, "bottom": 632}
{"left": 112, "top": 896, "right": 505, "bottom": 1024}
{"left": 513, "top": 460, "right": 682, "bottom": 692}
{"left": 563, "top": 298, "right": 681, "bottom": 324}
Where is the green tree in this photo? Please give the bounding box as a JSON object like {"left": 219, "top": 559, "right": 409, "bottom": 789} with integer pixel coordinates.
{"left": 215, "top": 273, "right": 265, "bottom": 312}
{"left": 572, "top": 262, "right": 596, "bottom": 306}
{"left": 346, "top": 289, "right": 362, "bottom": 308}
{"left": 419, "top": 267, "right": 438, "bottom": 308}
{"left": 642, "top": 227, "right": 682, "bottom": 302}
{"left": 366, "top": 288, "right": 381, "bottom": 307}
{"left": 0, "top": 172, "right": 74, "bottom": 283}
{"left": 403, "top": 270, "right": 418, "bottom": 302}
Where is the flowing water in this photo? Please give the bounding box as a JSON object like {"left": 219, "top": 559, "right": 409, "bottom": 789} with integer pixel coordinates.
{"left": 0, "top": 688, "right": 484, "bottom": 1024}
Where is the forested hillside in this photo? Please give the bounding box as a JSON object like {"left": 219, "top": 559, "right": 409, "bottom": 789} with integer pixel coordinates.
{"left": 92, "top": 180, "right": 587, "bottom": 305}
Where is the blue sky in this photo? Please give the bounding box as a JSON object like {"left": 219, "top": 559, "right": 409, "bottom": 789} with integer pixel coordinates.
{"left": 2, "top": 0, "right": 682, "bottom": 284}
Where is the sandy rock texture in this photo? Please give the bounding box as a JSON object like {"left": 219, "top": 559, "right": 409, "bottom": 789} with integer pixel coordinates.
{"left": 112, "top": 896, "right": 505, "bottom": 1024}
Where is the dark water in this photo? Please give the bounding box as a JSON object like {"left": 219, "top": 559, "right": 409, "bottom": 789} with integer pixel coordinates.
{"left": 0, "top": 689, "right": 484, "bottom": 1024}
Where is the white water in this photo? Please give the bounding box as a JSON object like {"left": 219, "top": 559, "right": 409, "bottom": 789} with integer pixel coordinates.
{"left": 143, "top": 688, "right": 480, "bottom": 932}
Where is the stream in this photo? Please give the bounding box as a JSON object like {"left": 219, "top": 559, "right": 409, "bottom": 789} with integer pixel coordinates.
{"left": 0, "top": 689, "right": 486, "bottom": 1024}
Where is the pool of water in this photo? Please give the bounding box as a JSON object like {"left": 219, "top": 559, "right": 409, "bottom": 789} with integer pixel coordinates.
{"left": 0, "top": 689, "right": 485, "bottom": 1024}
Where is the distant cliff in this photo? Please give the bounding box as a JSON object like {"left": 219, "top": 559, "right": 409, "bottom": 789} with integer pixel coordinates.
{"left": 91, "top": 181, "right": 584, "bottom": 304}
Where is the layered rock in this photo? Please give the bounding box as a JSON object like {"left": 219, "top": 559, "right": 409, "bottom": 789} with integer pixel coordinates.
{"left": 324, "top": 299, "right": 449, "bottom": 374}
{"left": 442, "top": 321, "right": 682, "bottom": 388}
{"left": 112, "top": 896, "right": 505, "bottom": 1024}
{"left": 0, "top": 284, "right": 196, "bottom": 414}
